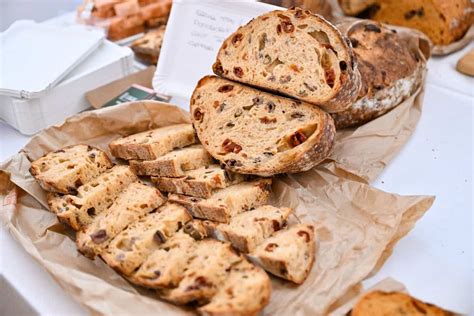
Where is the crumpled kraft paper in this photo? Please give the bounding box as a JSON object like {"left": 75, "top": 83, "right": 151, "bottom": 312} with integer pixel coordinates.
{"left": 1, "top": 99, "right": 434, "bottom": 315}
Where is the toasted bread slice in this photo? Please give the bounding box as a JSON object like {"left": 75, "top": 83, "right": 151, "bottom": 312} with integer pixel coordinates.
{"left": 214, "top": 205, "right": 293, "bottom": 253}
{"left": 130, "top": 145, "right": 213, "bottom": 177}
{"left": 48, "top": 165, "right": 137, "bottom": 230}
{"left": 76, "top": 182, "right": 166, "bottom": 259}
{"left": 109, "top": 124, "right": 196, "bottom": 160}
{"left": 101, "top": 202, "right": 192, "bottom": 275}
{"left": 151, "top": 164, "right": 246, "bottom": 198}
{"left": 29, "top": 145, "right": 112, "bottom": 194}
{"left": 212, "top": 8, "right": 361, "bottom": 112}
{"left": 160, "top": 239, "right": 242, "bottom": 305}
{"left": 198, "top": 260, "right": 271, "bottom": 316}
{"left": 248, "top": 224, "right": 316, "bottom": 284}
{"left": 168, "top": 179, "right": 272, "bottom": 223}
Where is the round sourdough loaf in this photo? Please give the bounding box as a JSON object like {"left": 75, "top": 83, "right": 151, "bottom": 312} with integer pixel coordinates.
{"left": 190, "top": 76, "right": 336, "bottom": 176}
{"left": 332, "top": 20, "right": 426, "bottom": 129}
{"left": 212, "top": 8, "right": 361, "bottom": 113}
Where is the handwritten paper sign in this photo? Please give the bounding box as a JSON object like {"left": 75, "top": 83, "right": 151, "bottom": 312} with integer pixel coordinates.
{"left": 153, "top": 0, "right": 278, "bottom": 102}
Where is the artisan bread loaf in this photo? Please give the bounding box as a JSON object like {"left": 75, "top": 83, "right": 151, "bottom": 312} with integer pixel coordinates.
{"left": 214, "top": 205, "right": 293, "bottom": 253}
{"left": 29, "top": 145, "right": 112, "bottom": 194}
{"left": 339, "top": 0, "right": 474, "bottom": 46}
{"left": 160, "top": 239, "right": 242, "bottom": 305}
{"left": 351, "top": 291, "right": 452, "bottom": 316}
{"left": 248, "top": 224, "right": 316, "bottom": 284}
{"left": 190, "top": 76, "right": 336, "bottom": 176}
{"left": 130, "top": 145, "right": 212, "bottom": 177}
{"left": 101, "top": 202, "right": 192, "bottom": 275}
{"left": 131, "top": 25, "right": 166, "bottom": 65}
{"left": 109, "top": 124, "right": 196, "bottom": 160}
{"left": 76, "top": 182, "right": 165, "bottom": 259}
{"left": 48, "top": 165, "right": 137, "bottom": 230}
{"left": 332, "top": 20, "right": 424, "bottom": 129}
{"left": 151, "top": 164, "right": 246, "bottom": 198}
{"left": 168, "top": 178, "right": 272, "bottom": 223}
{"left": 132, "top": 231, "right": 198, "bottom": 289}
{"left": 198, "top": 260, "right": 271, "bottom": 316}
{"left": 212, "top": 8, "right": 361, "bottom": 112}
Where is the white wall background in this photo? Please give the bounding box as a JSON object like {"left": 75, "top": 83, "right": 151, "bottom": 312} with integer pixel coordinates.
{"left": 1, "top": 0, "right": 82, "bottom": 31}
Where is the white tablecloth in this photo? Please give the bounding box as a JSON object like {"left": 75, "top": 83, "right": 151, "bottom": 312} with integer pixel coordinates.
{"left": 0, "top": 38, "right": 472, "bottom": 316}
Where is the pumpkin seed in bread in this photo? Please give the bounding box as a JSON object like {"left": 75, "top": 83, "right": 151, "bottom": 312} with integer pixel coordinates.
{"left": 109, "top": 124, "right": 196, "bottom": 160}
{"left": 130, "top": 145, "right": 213, "bottom": 177}
{"left": 214, "top": 205, "right": 293, "bottom": 253}
{"left": 190, "top": 76, "right": 336, "bottom": 176}
{"left": 29, "top": 145, "right": 112, "bottom": 194}
{"left": 248, "top": 224, "right": 316, "bottom": 284}
{"left": 151, "top": 164, "right": 246, "bottom": 198}
{"left": 101, "top": 202, "right": 192, "bottom": 275}
{"left": 212, "top": 8, "right": 361, "bottom": 113}
{"left": 168, "top": 178, "right": 272, "bottom": 223}
{"left": 48, "top": 165, "right": 137, "bottom": 230}
{"left": 76, "top": 182, "right": 165, "bottom": 259}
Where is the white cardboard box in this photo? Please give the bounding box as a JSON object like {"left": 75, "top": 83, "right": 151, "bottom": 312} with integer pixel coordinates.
{"left": 0, "top": 41, "right": 134, "bottom": 135}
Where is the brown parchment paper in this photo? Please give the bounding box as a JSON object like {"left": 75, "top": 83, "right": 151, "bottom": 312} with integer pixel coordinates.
{"left": 329, "top": 278, "right": 462, "bottom": 315}
{"left": 0, "top": 101, "right": 435, "bottom": 315}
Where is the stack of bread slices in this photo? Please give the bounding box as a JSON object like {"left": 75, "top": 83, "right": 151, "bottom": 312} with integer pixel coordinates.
{"left": 29, "top": 7, "right": 428, "bottom": 315}
{"left": 30, "top": 123, "right": 316, "bottom": 315}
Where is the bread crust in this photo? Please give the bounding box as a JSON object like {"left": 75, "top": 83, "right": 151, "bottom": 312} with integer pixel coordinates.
{"left": 212, "top": 8, "right": 361, "bottom": 113}
{"left": 332, "top": 20, "right": 426, "bottom": 129}
{"left": 190, "top": 76, "right": 336, "bottom": 176}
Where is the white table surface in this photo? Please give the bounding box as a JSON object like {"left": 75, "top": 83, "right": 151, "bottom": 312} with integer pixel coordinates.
{"left": 1, "top": 37, "right": 473, "bottom": 316}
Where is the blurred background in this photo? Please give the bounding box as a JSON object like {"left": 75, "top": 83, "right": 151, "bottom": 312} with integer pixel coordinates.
{"left": 0, "top": 0, "right": 82, "bottom": 31}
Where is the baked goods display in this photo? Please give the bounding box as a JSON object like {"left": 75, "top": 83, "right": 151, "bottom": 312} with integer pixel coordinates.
{"left": 338, "top": 0, "right": 474, "bottom": 46}
{"left": 29, "top": 121, "right": 321, "bottom": 315}
{"left": 77, "top": 0, "right": 172, "bottom": 41}
{"left": 190, "top": 76, "right": 336, "bottom": 176}
{"left": 212, "top": 8, "right": 361, "bottom": 113}
{"left": 331, "top": 20, "right": 426, "bottom": 129}
{"left": 351, "top": 291, "right": 454, "bottom": 316}
{"left": 130, "top": 25, "right": 166, "bottom": 65}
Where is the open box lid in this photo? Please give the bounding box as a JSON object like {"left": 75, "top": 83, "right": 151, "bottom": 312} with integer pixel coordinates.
{"left": 153, "top": 0, "right": 278, "bottom": 105}
{"left": 0, "top": 20, "right": 105, "bottom": 99}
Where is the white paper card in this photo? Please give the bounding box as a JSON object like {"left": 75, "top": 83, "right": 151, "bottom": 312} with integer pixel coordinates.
{"left": 153, "top": 0, "right": 279, "bottom": 103}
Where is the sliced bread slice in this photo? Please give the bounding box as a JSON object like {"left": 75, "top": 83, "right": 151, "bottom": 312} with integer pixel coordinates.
{"left": 48, "top": 165, "right": 137, "bottom": 230}
{"left": 351, "top": 291, "right": 452, "bottom": 316}
{"left": 151, "top": 164, "right": 246, "bottom": 198}
{"left": 198, "top": 260, "right": 271, "bottom": 316}
{"left": 131, "top": 231, "right": 198, "bottom": 289}
{"left": 160, "top": 239, "right": 242, "bottom": 305}
{"left": 101, "top": 202, "right": 192, "bottom": 275}
{"left": 76, "top": 182, "right": 166, "bottom": 259}
{"left": 29, "top": 145, "right": 112, "bottom": 194}
{"left": 183, "top": 219, "right": 218, "bottom": 240}
{"left": 248, "top": 224, "right": 316, "bottom": 284}
{"left": 190, "top": 76, "right": 336, "bottom": 176}
{"left": 168, "top": 178, "right": 272, "bottom": 223}
{"left": 130, "top": 145, "right": 213, "bottom": 177}
{"left": 214, "top": 205, "right": 293, "bottom": 253}
{"left": 212, "top": 8, "right": 361, "bottom": 113}
{"left": 109, "top": 124, "right": 196, "bottom": 160}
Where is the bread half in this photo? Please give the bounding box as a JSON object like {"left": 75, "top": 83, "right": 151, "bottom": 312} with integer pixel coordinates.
{"left": 212, "top": 8, "right": 361, "bottom": 112}
{"left": 332, "top": 20, "right": 425, "bottom": 129}
{"left": 190, "top": 76, "right": 336, "bottom": 176}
